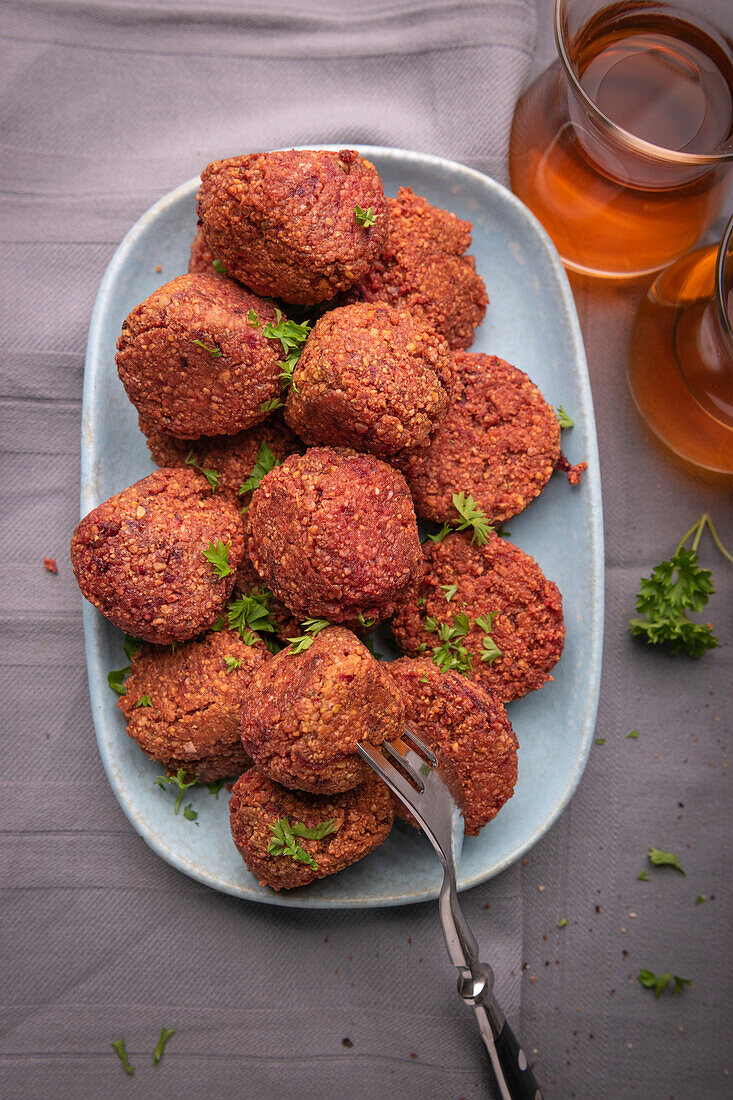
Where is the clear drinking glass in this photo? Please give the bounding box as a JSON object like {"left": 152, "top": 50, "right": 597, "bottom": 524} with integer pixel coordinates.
{"left": 509, "top": 0, "right": 733, "bottom": 278}
{"left": 628, "top": 212, "right": 733, "bottom": 472}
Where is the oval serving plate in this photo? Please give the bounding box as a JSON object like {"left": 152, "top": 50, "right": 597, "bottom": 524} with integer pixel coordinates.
{"left": 82, "top": 146, "right": 603, "bottom": 908}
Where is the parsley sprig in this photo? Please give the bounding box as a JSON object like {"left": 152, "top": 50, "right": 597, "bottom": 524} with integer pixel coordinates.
{"left": 111, "top": 1038, "right": 134, "bottom": 1076}
{"left": 267, "top": 816, "right": 338, "bottom": 869}
{"left": 556, "top": 405, "right": 575, "bottom": 429}
{"left": 185, "top": 449, "right": 221, "bottom": 492}
{"left": 227, "top": 591, "right": 278, "bottom": 648}
{"left": 354, "top": 204, "right": 377, "bottom": 227}
{"left": 203, "top": 539, "right": 233, "bottom": 579}
{"left": 425, "top": 612, "right": 473, "bottom": 676}
{"left": 153, "top": 1027, "right": 175, "bottom": 1066}
{"left": 135, "top": 694, "right": 152, "bottom": 708}
{"left": 288, "top": 618, "right": 330, "bottom": 655}
{"left": 154, "top": 767, "right": 197, "bottom": 815}
{"left": 108, "top": 666, "right": 131, "bottom": 695}
{"left": 428, "top": 492, "right": 494, "bottom": 547}
{"left": 249, "top": 308, "right": 311, "bottom": 409}
{"left": 239, "top": 442, "right": 281, "bottom": 496}
{"left": 638, "top": 970, "right": 692, "bottom": 999}
{"left": 475, "top": 612, "right": 502, "bottom": 665}
{"left": 630, "top": 514, "right": 731, "bottom": 657}
{"left": 648, "top": 846, "right": 685, "bottom": 874}
{"left": 192, "top": 339, "right": 222, "bottom": 358}
{"left": 212, "top": 258, "right": 228, "bottom": 275}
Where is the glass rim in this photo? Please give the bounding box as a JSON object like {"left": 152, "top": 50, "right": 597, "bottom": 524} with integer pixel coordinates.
{"left": 715, "top": 212, "right": 733, "bottom": 351}
{"left": 554, "top": 0, "right": 733, "bottom": 167}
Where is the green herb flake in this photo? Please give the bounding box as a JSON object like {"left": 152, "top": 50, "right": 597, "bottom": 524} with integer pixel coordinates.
{"left": 637, "top": 869, "right": 650, "bottom": 881}
{"left": 354, "top": 204, "right": 377, "bottom": 227}
{"left": 260, "top": 397, "right": 284, "bottom": 413}
{"left": 240, "top": 442, "right": 281, "bottom": 496}
{"left": 696, "top": 894, "right": 706, "bottom": 904}
{"left": 123, "top": 635, "right": 143, "bottom": 661}
{"left": 288, "top": 618, "right": 330, "bottom": 655}
{"left": 556, "top": 406, "right": 575, "bottom": 429}
{"left": 267, "top": 816, "right": 338, "bottom": 869}
{"left": 258, "top": 308, "right": 312, "bottom": 394}
{"left": 248, "top": 308, "right": 260, "bottom": 326}
{"left": 440, "top": 584, "right": 458, "bottom": 603}
{"left": 111, "top": 1038, "right": 134, "bottom": 1076}
{"left": 203, "top": 539, "right": 233, "bottom": 579}
{"left": 427, "top": 521, "right": 453, "bottom": 545}
{"left": 224, "top": 656, "right": 242, "bottom": 673}
{"left": 154, "top": 767, "right": 196, "bottom": 815}
{"left": 210, "top": 614, "right": 226, "bottom": 632}
{"left": 212, "top": 258, "right": 228, "bottom": 275}
{"left": 594, "top": 738, "right": 606, "bottom": 745}
{"left": 426, "top": 612, "right": 473, "bottom": 677}
{"left": 626, "top": 729, "right": 639, "bottom": 739}
{"left": 108, "top": 666, "right": 131, "bottom": 695}
{"left": 184, "top": 449, "right": 221, "bottom": 492}
{"left": 451, "top": 492, "right": 494, "bottom": 545}
{"left": 135, "top": 694, "right": 152, "bottom": 709}
{"left": 638, "top": 970, "right": 692, "bottom": 999}
{"left": 227, "top": 591, "right": 277, "bottom": 643}
{"left": 183, "top": 804, "right": 199, "bottom": 825}
{"left": 192, "top": 339, "right": 222, "bottom": 357}
{"left": 357, "top": 612, "right": 377, "bottom": 629}
{"left": 153, "top": 1026, "right": 175, "bottom": 1066}
{"left": 416, "top": 596, "right": 427, "bottom": 607}
{"left": 206, "top": 779, "right": 227, "bottom": 798}
{"left": 557, "top": 918, "right": 569, "bottom": 928}
{"left": 648, "top": 846, "right": 685, "bottom": 874}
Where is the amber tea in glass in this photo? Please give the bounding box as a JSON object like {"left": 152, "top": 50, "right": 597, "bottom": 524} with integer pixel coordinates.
{"left": 628, "top": 214, "right": 733, "bottom": 473}
{"left": 510, "top": 0, "right": 733, "bottom": 278}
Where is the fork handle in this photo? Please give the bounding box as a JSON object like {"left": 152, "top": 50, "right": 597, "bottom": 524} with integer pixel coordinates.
{"left": 472, "top": 998, "right": 542, "bottom": 1100}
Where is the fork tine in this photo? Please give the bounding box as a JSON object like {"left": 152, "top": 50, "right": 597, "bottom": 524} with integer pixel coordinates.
{"left": 402, "top": 726, "right": 438, "bottom": 766}
{"left": 383, "top": 738, "right": 434, "bottom": 789}
{"left": 357, "top": 743, "right": 430, "bottom": 827}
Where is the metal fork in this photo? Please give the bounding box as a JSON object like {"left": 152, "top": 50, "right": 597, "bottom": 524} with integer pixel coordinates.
{"left": 358, "top": 729, "right": 542, "bottom": 1100}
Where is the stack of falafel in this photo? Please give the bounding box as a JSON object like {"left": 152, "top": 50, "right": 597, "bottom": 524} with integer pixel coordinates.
{"left": 71, "top": 148, "right": 581, "bottom": 891}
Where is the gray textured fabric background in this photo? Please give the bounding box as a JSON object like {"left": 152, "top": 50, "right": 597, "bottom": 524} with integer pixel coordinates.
{"left": 1, "top": 1, "right": 731, "bottom": 1097}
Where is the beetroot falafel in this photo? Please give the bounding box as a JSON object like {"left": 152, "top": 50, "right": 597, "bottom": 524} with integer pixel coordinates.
{"left": 119, "top": 628, "right": 269, "bottom": 781}
{"left": 247, "top": 447, "right": 422, "bottom": 627}
{"left": 197, "top": 148, "right": 388, "bottom": 304}
{"left": 229, "top": 767, "right": 394, "bottom": 890}
{"left": 391, "top": 531, "right": 564, "bottom": 702}
{"left": 284, "top": 302, "right": 453, "bottom": 456}
{"left": 70, "top": 467, "right": 244, "bottom": 644}
{"left": 395, "top": 352, "right": 561, "bottom": 525}
{"left": 116, "top": 273, "right": 283, "bottom": 438}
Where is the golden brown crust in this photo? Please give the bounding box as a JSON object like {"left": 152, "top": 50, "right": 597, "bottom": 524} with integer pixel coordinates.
{"left": 285, "top": 302, "right": 453, "bottom": 456}
{"left": 70, "top": 467, "right": 244, "bottom": 644}
{"left": 197, "top": 149, "right": 388, "bottom": 304}
{"left": 393, "top": 352, "right": 561, "bottom": 525}
{"left": 119, "top": 628, "right": 269, "bottom": 781}
{"left": 239, "top": 626, "right": 403, "bottom": 794}
{"left": 229, "top": 767, "right": 394, "bottom": 890}
{"left": 116, "top": 273, "right": 282, "bottom": 438}
{"left": 391, "top": 532, "right": 564, "bottom": 703}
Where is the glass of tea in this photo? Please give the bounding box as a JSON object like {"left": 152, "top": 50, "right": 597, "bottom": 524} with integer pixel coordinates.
{"left": 628, "top": 212, "right": 733, "bottom": 473}
{"left": 509, "top": 0, "right": 733, "bottom": 279}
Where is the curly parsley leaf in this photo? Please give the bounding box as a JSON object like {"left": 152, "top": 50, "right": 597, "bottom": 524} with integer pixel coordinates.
{"left": 354, "top": 204, "right": 377, "bottom": 227}
{"left": 260, "top": 397, "right": 284, "bottom": 413}
{"left": 111, "top": 1038, "right": 134, "bottom": 1075}
{"left": 153, "top": 1027, "right": 175, "bottom": 1066}
{"left": 648, "top": 846, "right": 685, "bottom": 874}
{"left": 224, "top": 656, "right": 242, "bottom": 673}
{"left": 210, "top": 614, "right": 226, "bottom": 632}
{"left": 637, "top": 869, "right": 650, "bottom": 881}
{"left": 212, "top": 258, "right": 228, "bottom": 275}
{"left": 288, "top": 618, "right": 330, "bottom": 655}
{"left": 428, "top": 493, "right": 494, "bottom": 546}
{"left": 425, "top": 612, "right": 473, "bottom": 676}
{"left": 135, "top": 694, "right": 152, "bottom": 708}
{"left": 240, "top": 442, "right": 280, "bottom": 496}
{"left": 357, "top": 612, "right": 377, "bottom": 629}
{"left": 427, "top": 521, "right": 453, "bottom": 545}
{"left": 183, "top": 804, "right": 199, "bottom": 825}
{"left": 108, "top": 666, "right": 131, "bottom": 695}
{"left": 638, "top": 970, "right": 692, "bottom": 999}
{"left": 292, "top": 819, "right": 337, "bottom": 840}
{"left": 249, "top": 307, "right": 311, "bottom": 393}
{"left": 227, "top": 591, "right": 277, "bottom": 644}
{"left": 192, "top": 339, "right": 222, "bottom": 357}
{"left": 206, "top": 779, "right": 227, "bottom": 798}
{"left": 203, "top": 539, "right": 233, "bottom": 579}
{"left": 267, "top": 816, "right": 338, "bottom": 868}
{"left": 123, "top": 635, "right": 142, "bottom": 661}
{"left": 475, "top": 611, "right": 502, "bottom": 665}
{"left": 440, "top": 584, "right": 457, "bottom": 602}
{"left": 154, "top": 768, "right": 196, "bottom": 815}
{"left": 556, "top": 406, "right": 575, "bottom": 429}
{"left": 185, "top": 449, "right": 221, "bottom": 492}
{"left": 626, "top": 729, "right": 639, "bottom": 739}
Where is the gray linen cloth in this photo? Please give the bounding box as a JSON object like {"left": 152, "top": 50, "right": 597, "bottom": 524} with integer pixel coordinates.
{"left": 0, "top": 1, "right": 538, "bottom": 1097}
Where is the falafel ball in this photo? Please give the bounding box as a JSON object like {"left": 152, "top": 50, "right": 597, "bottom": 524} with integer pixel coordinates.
{"left": 394, "top": 352, "right": 561, "bottom": 525}
{"left": 188, "top": 228, "right": 223, "bottom": 275}
{"left": 197, "top": 148, "right": 388, "bottom": 304}
{"left": 138, "top": 413, "right": 301, "bottom": 506}
{"left": 284, "top": 302, "right": 453, "bottom": 456}
{"left": 247, "top": 447, "right": 423, "bottom": 627}
{"left": 391, "top": 531, "right": 564, "bottom": 703}
{"left": 240, "top": 626, "right": 404, "bottom": 794}
{"left": 229, "top": 767, "right": 394, "bottom": 890}
{"left": 386, "top": 658, "right": 518, "bottom": 836}
{"left": 116, "top": 273, "right": 283, "bottom": 438}
{"left": 119, "top": 627, "right": 270, "bottom": 781}
{"left": 70, "top": 467, "right": 244, "bottom": 644}
{"left": 348, "top": 187, "right": 488, "bottom": 350}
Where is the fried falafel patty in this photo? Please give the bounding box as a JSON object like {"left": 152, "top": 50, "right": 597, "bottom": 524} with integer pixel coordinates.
{"left": 119, "top": 628, "right": 270, "bottom": 781}
{"left": 139, "top": 413, "right": 301, "bottom": 506}
{"left": 229, "top": 767, "right": 394, "bottom": 890}
{"left": 116, "top": 273, "right": 283, "bottom": 438}
{"left": 240, "top": 626, "right": 404, "bottom": 794}
{"left": 386, "top": 658, "right": 518, "bottom": 835}
{"left": 348, "top": 187, "right": 488, "bottom": 350}
{"left": 247, "top": 447, "right": 422, "bottom": 627}
{"left": 188, "top": 227, "right": 222, "bottom": 275}
{"left": 284, "top": 302, "right": 453, "bottom": 456}
{"left": 197, "top": 148, "right": 388, "bottom": 304}
{"left": 395, "top": 352, "right": 561, "bottom": 525}
{"left": 70, "top": 467, "right": 244, "bottom": 644}
{"left": 391, "top": 532, "right": 564, "bottom": 703}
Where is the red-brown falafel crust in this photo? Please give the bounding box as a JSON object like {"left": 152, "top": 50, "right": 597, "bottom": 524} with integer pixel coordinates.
{"left": 391, "top": 532, "right": 564, "bottom": 703}
{"left": 115, "top": 273, "right": 283, "bottom": 439}
{"left": 138, "top": 413, "right": 302, "bottom": 506}
{"left": 196, "top": 148, "right": 388, "bottom": 304}
{"left": 229, "top": 767, "right": 394, "bottom": 890}
{"left": 188, "top": 228, "right": 221, "bottom": 275}
{"left": 70, "top": 467, "right": 244, "bottom": 644}
{"left": 246, "top": 447, "right": 423, "bottom": 626}
{"left": 394, "top": 352, "right": 561, "bottom": 525}
{"left": 239, "top": 626, "right": 404, "bottom": 794}
{"left": 284, "top": 302, "right": 453, "bottom": 456}
{"left": 386, "top": 658, "right": 518, "bottom": 836}
{"left": 348, "top": 187, "right": 488, "bottom": 350}
{"left": 119, "top": 628, "right": 269, "bottom": 781}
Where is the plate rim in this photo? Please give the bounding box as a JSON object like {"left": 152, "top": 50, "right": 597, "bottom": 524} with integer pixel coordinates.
{"left": 81, "top": 145, "right": 604, "bottom": 908}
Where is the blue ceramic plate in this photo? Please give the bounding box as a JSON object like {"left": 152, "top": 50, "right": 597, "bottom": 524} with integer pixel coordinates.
{"left": 82, "top": 146, "right": 603, "bottom": 908}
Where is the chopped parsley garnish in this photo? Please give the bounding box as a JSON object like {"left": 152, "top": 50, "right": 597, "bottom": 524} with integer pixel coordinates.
{"left": 183, "top": 804, "right": 199, "bottom": 824}
{"left": 123, "top": 635, "right": 142, "bottom": 661}
{"left": 638, "top": 970, "right": 692, "bottom": 999}
{"left": 637, "top": 869, "right": 650, "bottom": 881}
{"left": 260, "top": 397, "right": 284, "bottom": 413}
{"left": 206, "top": 779, "right": 227, "bottom": 798}
{"left": 212, "top": 258, "right": 227, "bottom": 275}
{"left": 267, "top": 816, "right": 338, "bottom": 869}
{"left": 476, "top": 611, "right": 502, "bottom": 665}
{"left": 154, "top": 767, "right": 196, "bottom": 815}
{"left": 210, "top": 614, "right": 226, "bottom": 632}
{"left": 192, "top": 339, "right": 222, "bottom": 357}
{"left": 203, "top": 539, "right": 233, "bottom": 579}
{"left": 111, "top": 1038, "right": 133, "bottom": 1075}
{"left": 648, "top": 846, "right": 685, "bottom": 874}
{"left": 440, "top": 584, "right": 457, "bottom": 602}
{"left": 557, "top": 918, "right": 568, "bottom": 929}
{"left": 354, "top": 204, "right": 377, "bottom": 227}
{"left": 288, "top": 618, "right": 330, "bottom": 655}
{"left": 249, "top": 307, "right": 311, "bottom": 393}
{"left": 108, "top": 666, "right": 130, "bottom": 695}
{"left": 135, "top": 694, "right": 152, "bottom": 708}
{"left": 185, "top": 449, "right": 221, "bottom": 492}
{"left": 695, "top": 894, "right": 706, "bottom": 904}
{"left": 428, "top": 492, "right": 494, "bottom": 546}
{"left": 357, "top": 612, "right": 377, "bottom": 629}
{"left": 239, "top": 442, "right": 280, "bottom": 496}
{"left": 224, "top": 656, "right": 242, "bottom": 673}
{"left": 153, "top": 1027, "right": 175, "bottom": 1066}
{"left": 227, "top": 591, "right": 277, "bottom": 647}
{"left": 629, "top": 514, "right": 731, "bottom": 657}
{"left": 425, "top": 612, "right": 473, "bottom": 676}
{"left": 556, "top": 406, "right": 575, "bottom": 429}
{"left": 626, "top": 729, "right": 639, "bottom": 739}
{"left": 595, "top": 738, "right": 606, "bottom": 745}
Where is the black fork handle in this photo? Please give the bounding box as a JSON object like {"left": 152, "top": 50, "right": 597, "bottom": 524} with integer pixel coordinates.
{"left": 472, "top": 997, "right": 543, "bottom": 1100}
